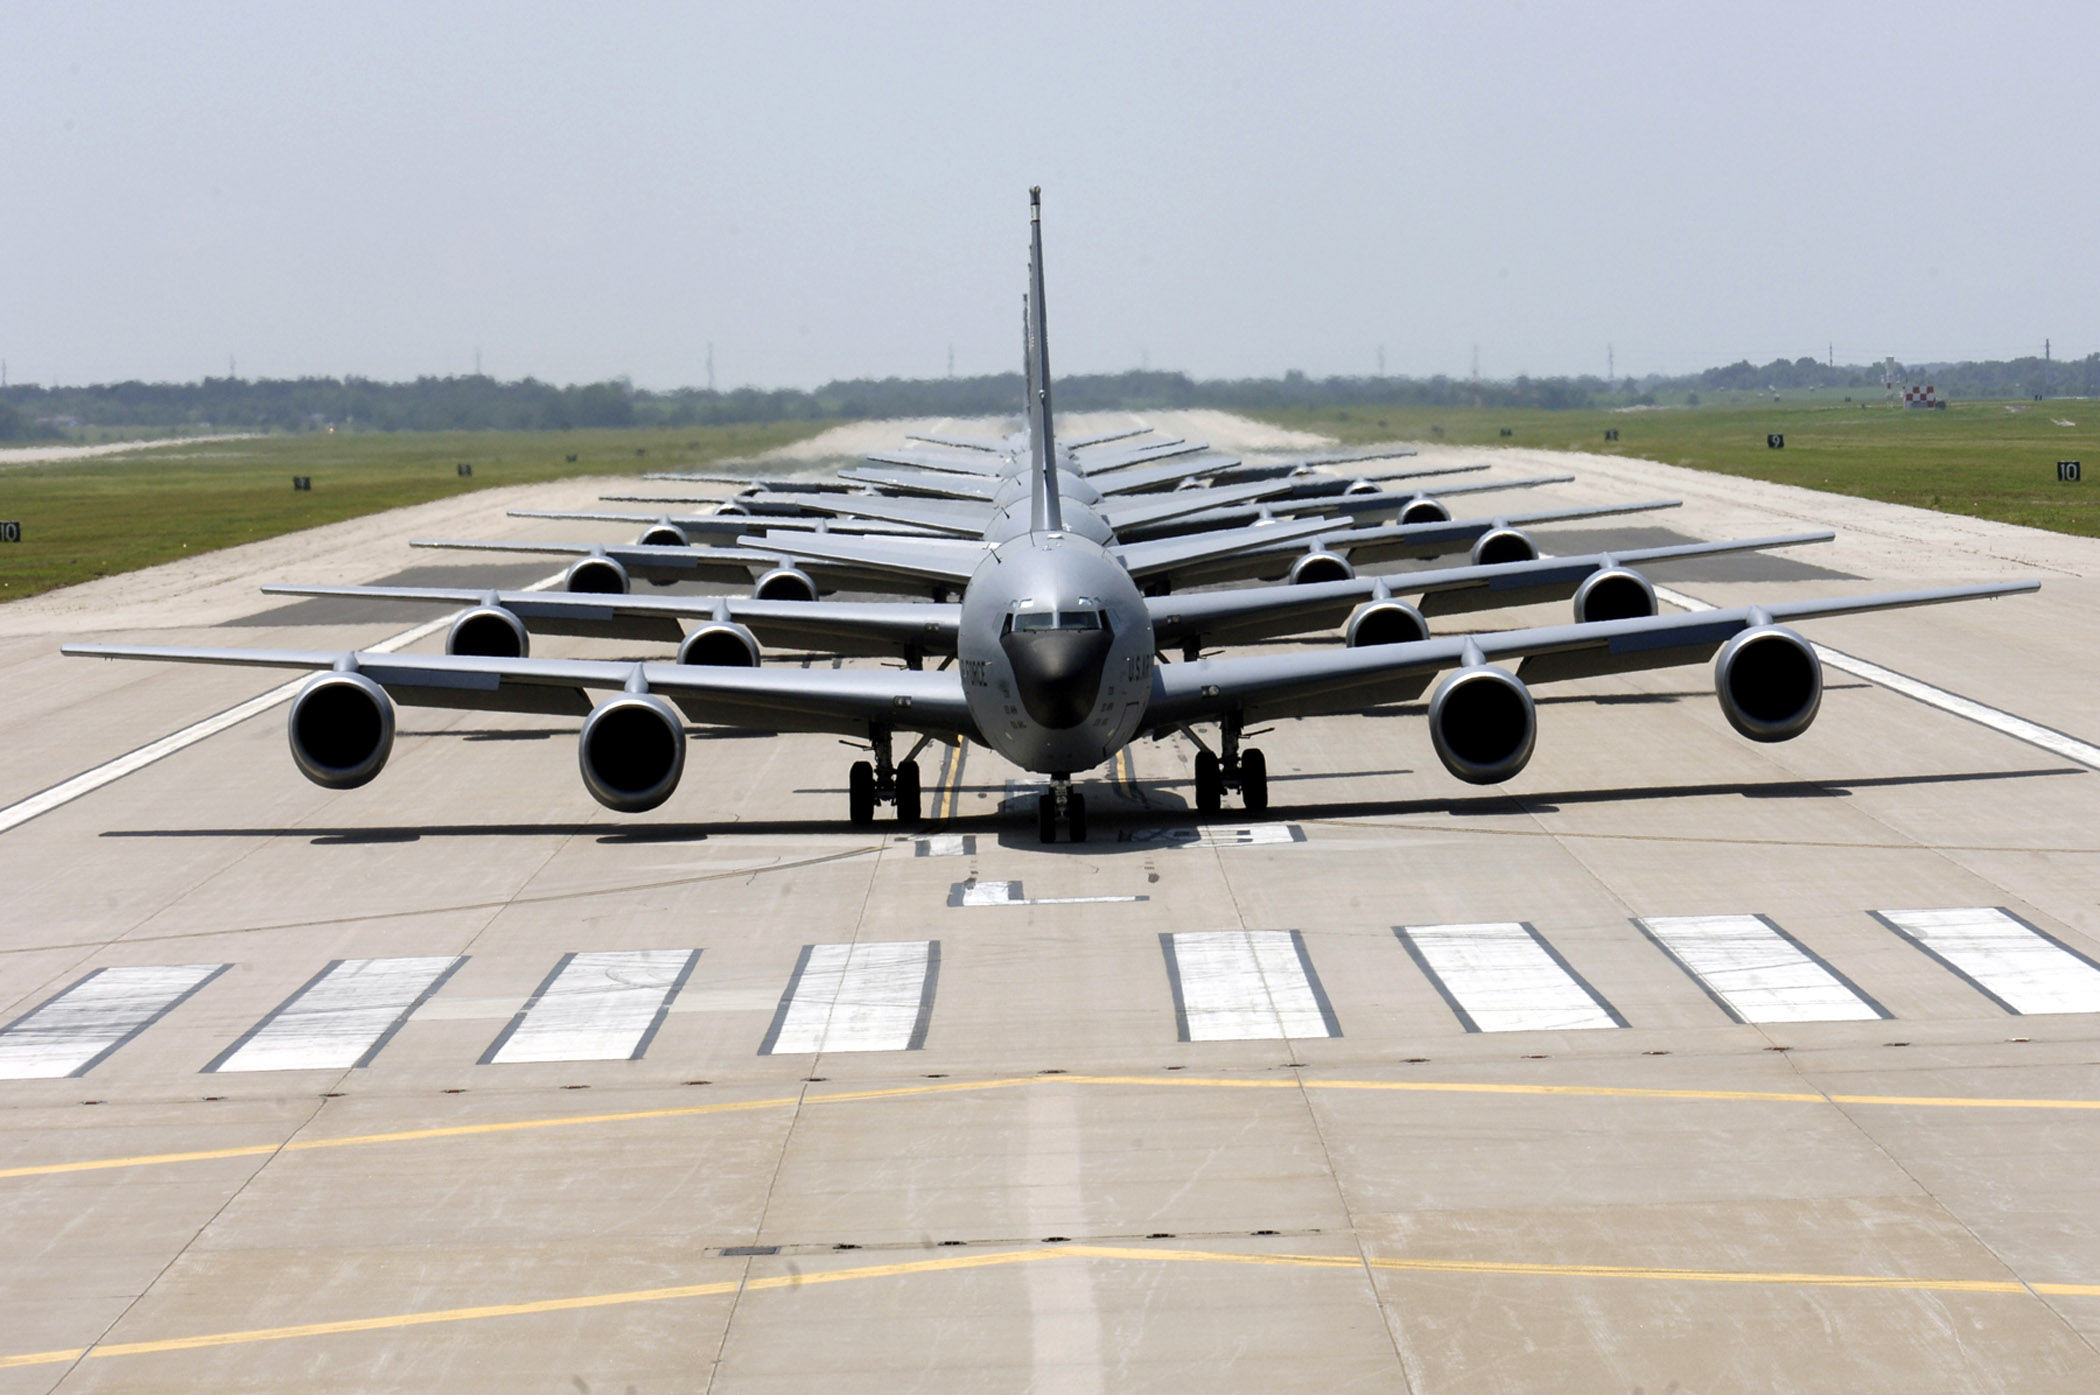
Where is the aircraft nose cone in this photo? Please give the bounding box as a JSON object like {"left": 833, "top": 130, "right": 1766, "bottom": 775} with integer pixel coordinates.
{"left": 1000, "top": 630, "right": 1113, "bottom": 729}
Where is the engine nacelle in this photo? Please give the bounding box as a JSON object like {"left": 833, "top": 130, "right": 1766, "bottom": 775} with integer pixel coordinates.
{"left": 1289, "top": 550, "right": 1355, "bottom": 585}
{"left": 446, "top": 605, "right": 529, "bottom": 658}
{"left": 753, "top": 566, "right": 818, "bottom": 602}
{"left": 1344, "top": 477, "right": 1383, "bottom": 495}
{"left": 637, "top": 522, "right": 689, "bottom": 548}
{"left": 714, "top": 500, "right": 751, "bottom": 515}
{"left": 1714, "top": 625, "right": 1822, "bottom": 743}
{"left": 578, "top": 693, "right": 686, "bottom": 813}
{"left": 1400, "top": 497, "right": 1451, "bottom": 525}
{"left": 678, "top": 621, "right": 761, "bottom": 667}
{"left": 1427, "top": 664, "right": 1536, "bottom": 785}
{"left": 1572, "top": 566, "right": 1658, "bottom": 624}
{"left": 565, "top": 555, "right": 630, "bottom": 594}
{"left": 1471, "top": 527, "right": 1536, "bottom": 566}
{"left": 288, "top": 672, "right": 395, "bottom": 790}
{"left": 1345, "top": 599, "right": 1429, "bottom": 647}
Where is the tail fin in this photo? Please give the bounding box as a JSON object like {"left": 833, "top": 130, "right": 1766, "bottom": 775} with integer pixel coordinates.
{"left": 1025, "top": 187, "right": 1064, "bottom": 534}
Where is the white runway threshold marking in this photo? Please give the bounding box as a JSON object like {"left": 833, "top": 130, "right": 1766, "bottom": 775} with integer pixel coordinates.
{"left": 0, "top": 964, "right": 229, "bottom": 1079}
{"left": 760, "top": 941, "right": 939, "bottom": 1054}
{"left": 0, "top": 573, "right": 566, "bottom": 837}
{"left": 1162, "top": 930, "right": 1341, "bottom": 1042}
{"left": 1398, "top": 922, "right": 1625, "bottom": 1033}
{"left": 1652, "top": 583, "right": 2100, "bottom": 770}
{"left": 1118, "top": 823, "right": 1306, "bottom": 849}
{"left": 206, "top": 956, "right": 464, "bottom": 1072}
{"left": 1874, "top": 907, "right": 2100, "bottom": 1015}
{"left": 1637, "top": 915, "right": 1886, "bottom": 1023}
{"left": 950, "top": 880, "right": 1145, "bottom": 907}
{"left": 481, "top": 950, "right": 699, "bottom": 1064}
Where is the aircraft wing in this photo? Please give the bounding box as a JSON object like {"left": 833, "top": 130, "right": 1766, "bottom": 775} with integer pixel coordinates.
{"left": 1143, "top": 532, "right": 1836, "bottom": 650}
{"left": 835, "top": 465, "right": 1008, "bottom": 499}
{"left": 1078, "top": 440, "right": 1209, "bottom": 473}
{"left": 863, "top": 447, "right": 1014, "bottom": 476}
{"left": 905, "top": 432, "right": 1010, "bottom": 453}
{"left": 1142, "top": 582, "right": 2037, "bottom": 730}
{"left": 1063, "top": 426, "right": 1155, "bottom": 451}
{"left": 506, "top": 509, "right": 945, "bottom": 541}
{"left": 258, "top": 585, "right": 963, "bottom": 655}
{"left": 757, "top": 492, "right": 994, "bottom": 537}
{"left": 62, "top": 645, "right": 980, "bottom": 739}
{"left": 731, "top": 531, "right": 996, "bottom": 586}
{"left": 1108, "top": 516, "right": 1348, "bottom": 582}
{"left": 1128, "top": 473, "right": 1575, "bottom": 538}
{"left": 639, "top": 472, "right": 862, "bottom": 494}
{"left": 1095, "top": 478, "right": 1301, "bottom": 531}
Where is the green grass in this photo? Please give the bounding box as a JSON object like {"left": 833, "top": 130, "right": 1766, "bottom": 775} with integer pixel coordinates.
{"left": 0, "top": 423, "right": 830, "bottom": 601}
{"left": 1249, "top": 398, "right": 2100, "bottom": 539}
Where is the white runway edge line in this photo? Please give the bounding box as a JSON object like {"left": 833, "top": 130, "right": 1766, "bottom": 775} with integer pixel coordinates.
{"left": 1636, "top": 915, "right": 1887, "bottom": 1024}
{"left": 1398, "top": 922, "right": 1626, "bottom": 1033}
{"left": 0, "top": 572, "right": 567, "bottom": 837}
{"left": 1162, "top": 930, "right": 1341, "bottom": 1042}
{"left": 205, "top": 956, "right": 464, "bottom": 1072}
{"left": 0, "top": 964, "right": 229, "bottom": 1079}
{"left": 759, "top": 941, "right": 939, "bottom": 1054}
{"left": 480, "top": 950, "right": 699, "bottom": 1064}
{"left": 1874, "top": 908, "right": 2100, "bottom": 1015}
{"left": 1652, "top": 583, "right": 2100, "bottom": 769}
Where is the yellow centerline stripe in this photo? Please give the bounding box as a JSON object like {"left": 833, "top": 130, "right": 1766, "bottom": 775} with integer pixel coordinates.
{"left": 8, "top": 1071, "right": 2099, "bottom": 1183}
{"left": 6, "top": 1242, "right": 2097, "bottom": 1369}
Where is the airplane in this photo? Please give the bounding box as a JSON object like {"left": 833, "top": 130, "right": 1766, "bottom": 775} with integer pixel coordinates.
{"left": 62, "top": 190, "right": 2038, "bottom": 844}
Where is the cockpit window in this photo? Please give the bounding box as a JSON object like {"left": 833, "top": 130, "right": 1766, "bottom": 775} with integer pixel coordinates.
{"left": 1011, "top": 611, "right": 1058, "bottom": 632}
{"left": 1057, "top": 610, "right": 1101, "bottom": 630}
{"left": 1002, "top": 603, "right": 1111, "bottom": 636}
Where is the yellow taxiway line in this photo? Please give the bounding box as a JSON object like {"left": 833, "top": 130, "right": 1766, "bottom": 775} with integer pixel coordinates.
{"left": 6, "top": 1242, "right": 2096, "bottom": 1369}
{"left": 7, "top": 1070, "right": 2100, "bottom": 1183}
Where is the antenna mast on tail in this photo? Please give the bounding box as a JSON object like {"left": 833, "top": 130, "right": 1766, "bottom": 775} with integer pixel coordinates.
{"left": 1026, "top": 187, "right": 1064, "bottom": 534}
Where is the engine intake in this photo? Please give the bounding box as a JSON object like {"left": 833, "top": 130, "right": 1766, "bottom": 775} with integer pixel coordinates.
{"left": 1572, "top": 567, "right": 1658, "bottom": 624}
{"left": 1288, "top": 550, "right": 1354, "bottom": 585}
{"left": 1345, "top": 599, "right": 1429, "bottom": 647}
{"left": 637, "top": 522, "right": 689, "bottom": 548}
{"left": 1400, "top": 497, "right": 1451, "bottom": 525}
{"left": 1427, "top": 665, "right": 1536, "bottom": 785}
{"left": 565, "top": 555, "right": 629, "bottom": 594}
{"left": 1715, "top": 625, "right": 1821, "bottom": 742}
{"left": 578, "top": 693, "right": 686, "bottom": 812}
{"left": 1470, "top": 527, "right": 1536, "bottom": 566}
{"left": 288, "top": 672, "right": 395, "bottom": 790}
{"left": 679, "top": 622, "right": 761, "bottom": 667}
{"left": 446, "top": 606, "right": 529, "bottom": 658}
{"left": 1344, "top": 477, "right": 1383, "bottom": 495}
{"left": 753, "top": 566, "right": 818, "bottom": 602}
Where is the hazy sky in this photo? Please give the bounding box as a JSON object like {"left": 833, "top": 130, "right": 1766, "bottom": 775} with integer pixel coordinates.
{"left": 4, "top": 2, "right": 2094, "bottom": 390}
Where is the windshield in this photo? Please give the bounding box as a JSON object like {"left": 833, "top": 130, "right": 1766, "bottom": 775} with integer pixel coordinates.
{"left": 1003, "top": 605, "right": 1109, "bottom": 635}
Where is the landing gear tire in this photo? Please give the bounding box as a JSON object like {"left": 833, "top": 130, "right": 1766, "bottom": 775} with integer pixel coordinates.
{"left": 1037, "top": 791, "right": 1059, "bottom": 844}
{"left": 1240, "top": 748, "right": 1269, "bottom": 813}
{"left": 895, "top": 759, "right": 922, "bottom": 824}
{"left": 1194, "top": 751, "right": 1223, "bottom": 813}
{"left": 1066, "top": 791, "right": 1088, "bottom": 844}
{"left": 848, "top": 761, "right": 876, "bottom": 827}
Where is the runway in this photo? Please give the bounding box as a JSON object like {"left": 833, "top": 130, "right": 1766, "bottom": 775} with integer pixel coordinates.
{"left": 3, "top": 427, "right": 2099, "bottom": 1391}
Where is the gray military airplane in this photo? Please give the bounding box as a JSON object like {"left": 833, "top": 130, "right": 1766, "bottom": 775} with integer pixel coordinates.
{"left": 63, "top": 190, "right": 2037, "bottom": 843}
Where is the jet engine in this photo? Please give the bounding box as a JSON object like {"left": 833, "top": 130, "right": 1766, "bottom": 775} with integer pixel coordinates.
{"left": 1345, "top": 599, "right": 1429, "bottom": 647}
{"left": 288, "top": 671, "right": 395, "bottom": 790}
{"left": 1572, "top": 567, "right": 1658, "bottom": 624}
{"left": 578, "top": 693, "right": 686, "bottom": 812}
{"left": 1714, "top": 625, "right": 1821, "bottom": 742}
{"left": 1470, "top": 527, "right": 1536, "bottom": 566}
{"left": 1288, "top": 550, "right": 1355, "bottom": 585}
{"left": 678, "top": 621, "right": 761, "bottom": 667}
{"left": 753, "top": 566, "right": 818, "bottom": 602}
{"left": 1344, "top": 477, "right": 1383, "bottom": 495}
{"left": 637, "top": 522, "right": 689, "bottom": 548}
{"left": 714, "top": 500, "right": 751, "bottom": 516}
{"left": 565, "top": 555, "right": 630, "bottom": 594}
{"left": 1400, "top": 497, "right": 1451, "bottom": 525}
{"left": 445, "top": 605, "right": 530, "bottom": 658}
{"left": 1427, "top": 664, "right": 1536, "bottom": 784}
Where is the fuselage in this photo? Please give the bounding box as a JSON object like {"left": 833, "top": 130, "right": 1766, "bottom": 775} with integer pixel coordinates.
{"left": 957, "top": 531, "right": 1155, "bottom": 773}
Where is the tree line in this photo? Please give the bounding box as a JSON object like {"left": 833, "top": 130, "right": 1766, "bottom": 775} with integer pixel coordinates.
{"left": 4, "top": 354, "right": 2096, "bottom": 439}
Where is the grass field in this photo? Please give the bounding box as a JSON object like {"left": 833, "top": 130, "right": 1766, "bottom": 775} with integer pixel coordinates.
{"left": 0, "top": 423, "right": 828, "bottom": 600}
{"left": 1250, "top": 398, "right": 2100, "bottom": 539}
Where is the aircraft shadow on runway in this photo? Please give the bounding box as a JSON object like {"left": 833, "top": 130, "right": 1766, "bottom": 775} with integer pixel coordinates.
{"left": 93, "top": 765, "right": 2082, "bottom": 852}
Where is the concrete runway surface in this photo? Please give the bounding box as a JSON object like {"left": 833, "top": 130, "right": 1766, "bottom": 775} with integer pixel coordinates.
{"left": 3, "top": 425, "right": 2098, "bottom": 1392}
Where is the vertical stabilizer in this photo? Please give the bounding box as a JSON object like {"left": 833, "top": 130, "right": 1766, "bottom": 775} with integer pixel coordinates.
{"left": 1026, "top": 187, "right": 1064, "bottom": 534}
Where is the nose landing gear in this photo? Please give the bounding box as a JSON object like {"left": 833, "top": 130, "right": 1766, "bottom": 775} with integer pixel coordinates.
{"left": 1190, "top": 715, "right": 1268, "bottom": 815}
{"left": 1036, "top": 774, "right": 1087, "bottom": 844}
{"left": 847, "top": 728, "right": 924, "bottom": 826}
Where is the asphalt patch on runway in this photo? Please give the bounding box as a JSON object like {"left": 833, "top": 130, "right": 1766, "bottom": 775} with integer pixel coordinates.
{"left": 1541, "top": 527, "right": 1859, "bottom": 581}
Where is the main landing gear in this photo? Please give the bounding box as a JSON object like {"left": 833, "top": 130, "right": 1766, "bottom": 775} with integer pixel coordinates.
{"left": 1035, "top": 774, "right": 1087, "bottom": 845}
{"left": 847, "top": 729, "right": 923, "bottom": 826}
{"left": 1191, "top": 715, "right": 1269, "bottom": 815}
